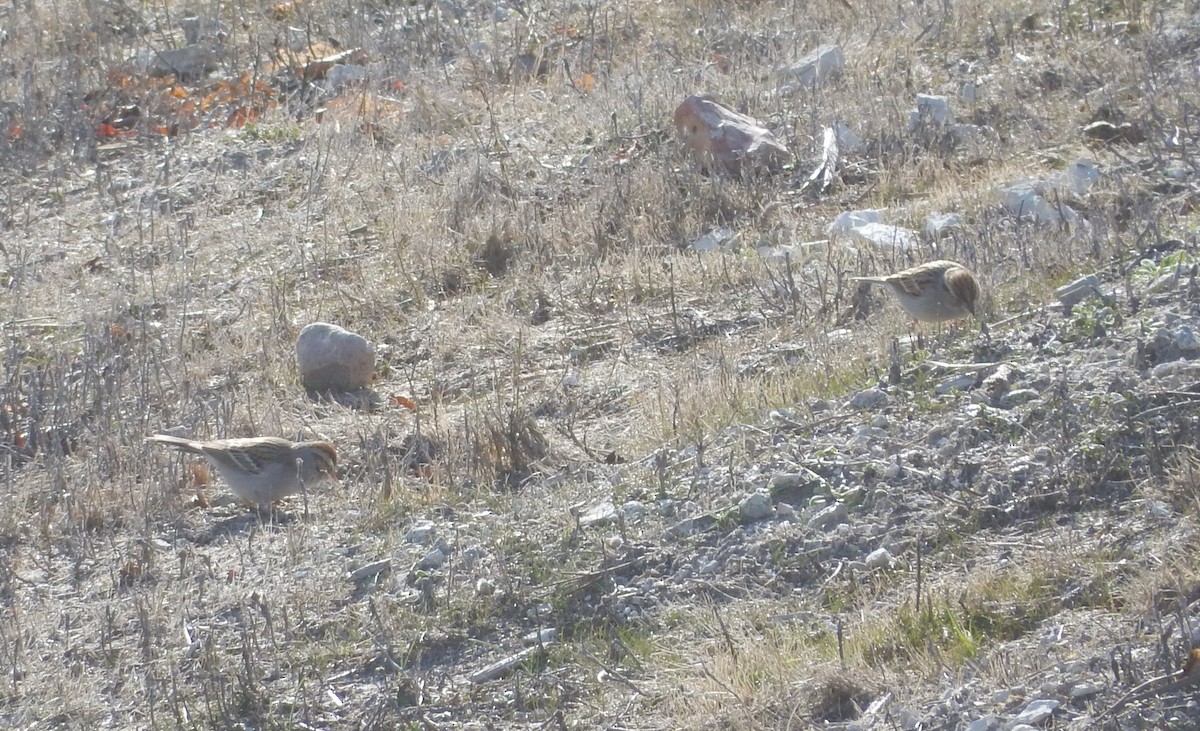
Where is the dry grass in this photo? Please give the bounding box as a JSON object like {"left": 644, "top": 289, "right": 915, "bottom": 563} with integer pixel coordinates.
{"left": 0, "top": 0, "right": 1198, "bottom": 726}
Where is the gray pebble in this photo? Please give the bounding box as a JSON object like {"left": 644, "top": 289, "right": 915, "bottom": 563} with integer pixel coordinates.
{"left": 848, "top": 387, "right": 889, "bottom": 410}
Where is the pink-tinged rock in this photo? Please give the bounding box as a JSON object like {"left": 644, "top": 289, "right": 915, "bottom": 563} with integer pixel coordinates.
{"left": 673, "top": 95, "right": 790, "bottom": 175}
{"left": 296, "top": 322, "right": 376, "bottom": 392}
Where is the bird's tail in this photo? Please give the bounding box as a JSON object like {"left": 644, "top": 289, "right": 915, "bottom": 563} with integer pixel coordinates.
{"left": 146, "top": 434, "right": 205, "bottom": 454}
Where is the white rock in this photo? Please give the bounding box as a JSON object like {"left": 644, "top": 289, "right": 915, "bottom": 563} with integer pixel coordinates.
{"left": 1148, "top": 500, "right": 1174, "bottom": 519}
{"left": 844, "top": 222, "right": 918, "bottom": 250}
{"left": 296, "top": 322, "right": 376, "bottom": 392}
{"left": 925, "top": 212, "right": 964, "bottom": 240}
{"left": 689, "top": 227, "right": 737, "bottom": 252}
{"left": 936, "top": 373, "right": 976, "bottom": 394}
{"left": 908, "top": 94, "right": 954, "bottom": 130}
{"left": 1068, "top": 682, "right": 1104, "bottom": 698}
{"left": 849, "top": 387, "right": 889, "bottom": 410}
{"left": 807, "top": 503, "right": 847, "bottom": 531}
{"left": 580, "top": 500, "right": 618, "bottom": 527}
{"left": 739, "top": 492, "right": 773, "bottom": 521}
{"left": 999, "top": 389, "right": 1040, "bottom": 408}
{"left": 523, "top": 628, "right": 557, "bottom": 644}
{"left": 1151, "top": 359, "right": 1200, "bottom": 383}
{"left": 404, "top": 519, "right": 437, "bottom": 544}
{"left": 1013, "top": 699, "right": 1059, "bottom": 725}
{"left": 865, "top": 547, "right": 895, "bottom": 569}
{"left": 827, "top": 209, "right": 883, "bottom": 235}
{"left": 417, "top": 547, "right": 446, "bottom": 570}
{"left": 1000, "top": 180, "right": 1082, "bottom": 225}
{"left": 1061, "top": 159, "right": 1100, "bottom": 194}
{"left": 621, "top": 500, "right": 648, "bottom": 522}
{"left": 1055, "top": 274, "right": 1102, "bottom": 307}
{"left": 960, "top": 81, "right": 978, "bottom": 103}
{"left": 834, "top": 121, "right": 862, "bottom": 151}
{"left": 475, "top": 578, "right": 496, "bottom": 596}
{"left": 1177, "top": 326, "right": 1200, "bottom": 352}
{"left": 777, "top": 44, "right": 845, "bottom": 88}
{"left": 462, "top": 544, "right": 487, "bottom": 565}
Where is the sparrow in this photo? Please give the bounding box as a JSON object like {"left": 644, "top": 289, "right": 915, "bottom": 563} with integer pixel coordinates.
{"left": 146, "top": 434, "right": 338, "bottom": 508}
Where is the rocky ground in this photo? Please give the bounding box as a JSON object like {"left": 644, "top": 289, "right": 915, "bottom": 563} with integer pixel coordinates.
{"left": 4, "top": 0, "right": 1200, "bottom": 728}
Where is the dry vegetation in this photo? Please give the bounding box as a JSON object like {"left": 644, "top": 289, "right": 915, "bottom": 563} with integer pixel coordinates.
{"left": 3, "top": 0, "right": 1200, "bottom": 728}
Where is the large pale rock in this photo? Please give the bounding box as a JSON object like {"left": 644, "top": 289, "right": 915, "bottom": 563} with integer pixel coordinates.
{"left": 673, "top": 95, "right": 790, "bottom": 175}
{"left": 296, "top": 322, "right": 375, "bottom": 392}
{"left": 777, "top": 44, "right": 845, "bottom": 91}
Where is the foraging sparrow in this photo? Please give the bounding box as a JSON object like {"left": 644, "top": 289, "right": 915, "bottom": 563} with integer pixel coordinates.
{"left": 146, "top": 435, "right": 338, "bottom": 507}
{"left": 851, "top": 260, "right": 980, "bottom": 323}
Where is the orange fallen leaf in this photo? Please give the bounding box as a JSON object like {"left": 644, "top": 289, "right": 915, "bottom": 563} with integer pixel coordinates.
{"left": 390, "top": 395, "right": 417, "bottom": 410}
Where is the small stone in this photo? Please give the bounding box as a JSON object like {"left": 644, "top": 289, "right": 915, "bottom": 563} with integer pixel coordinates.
{"left": 845, "top": 222, "right": 919, "bottom": 250}
{"left": 848, "top": 387, "right": 889, "bottom": 410}
{"left": 621, "top": 501, "right": 648, "bottom": 522}
{"left": 936, "top": 373, "right": 976, "bottom": 394}
{"left": 404, "top": 520, "right": 436, "bottom": 544}
{"left": 666, "top": 514, "right": 718, "bottom": 538}
{"left": 998, "top": 389, "right": 1040, "bottom": 409}
{"left": 871, "top": 415, "right": 889, "bottom": 429}
{"left": 777, "top": 44, "right": 845, "bottom": 88}
{"left": 864, "top": 547, "right": 895, "bottom": 569}
{"left": 1055, "top": 274, "right": 1102, "bottom": 308}
{"left": 1151, "top": 359, "right": 1200, "bottom": 383}
{"left": 827, "top": 209, "right": 883, "bottom": 236}
{"left": 925, "top": 212, "right": 964, "bottom": 240}
{"left": 475, "top": 578, "right": 496, "bottom": 596}
{"left": 347, "top": 558, "right": 392, "bottom": 583}
{"left": 908, "top": 94, "right": 954, "bottom": 130}
{"left": 965, "top": 717, "right": 996, "bottom": 731}
{"left": 1013, "top": 699, "right": 1059, "bottom": 725}
{"left": 417, "top": 547, "right": 446, "bottom": 570}
{"left": 689, "top": 227, "right": 737, "bottom": 252}
{"left": 807, "top": 503, "right": 847, "bottom": 531}
{"left": 1177, "top": 326, "right": 1200, "bottom": 353}
{"left": 579, "top": 500, "right": 618, "bottom": 527}
{"left": 461, "top": 544, "right": 487, "bottom": 565}
{"left": 1148, "top": 500, "right": 1173, "bottom": 519}
{"left": 296, "top": 322, "right": 376, "bottom": 392}
{"left": 523, "top": 628, "right": 558, "bottom": 644}
{"left": 769, "top": 471, "right": 823, "bottom": 505}
{"left": 739, "top": 492, "right": 774, "bottom": 521}
{"left": 1068, "top": 682, "right": 1104, "bottom": 698}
